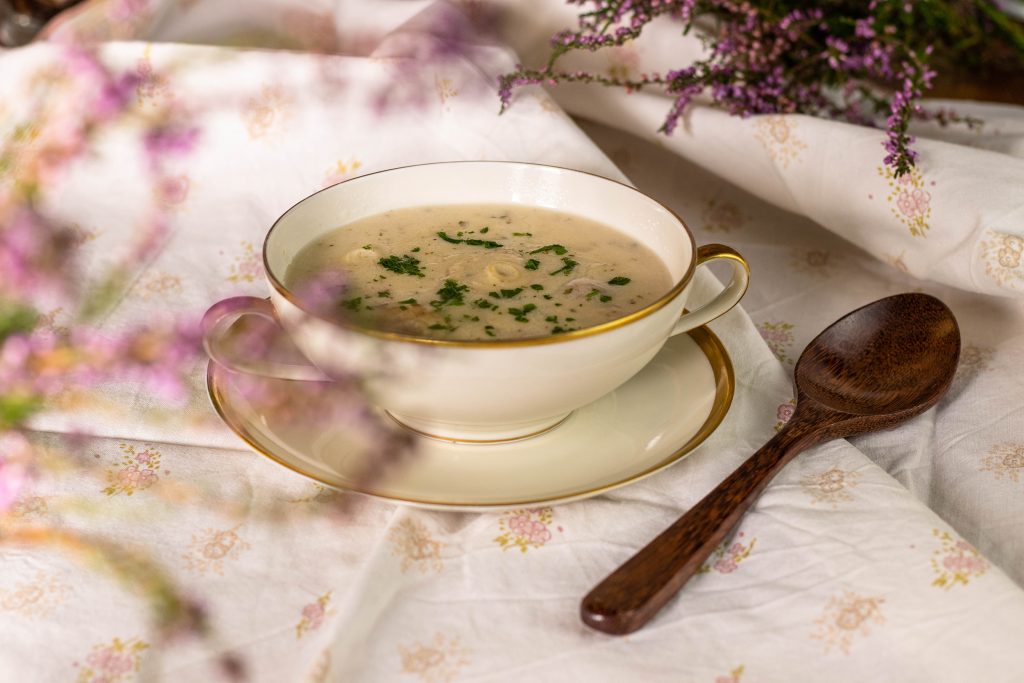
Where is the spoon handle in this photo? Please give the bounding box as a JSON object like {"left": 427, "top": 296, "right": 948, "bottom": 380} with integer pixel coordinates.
{"left": 581, "top": 417, "right": 824, "bottom": 635}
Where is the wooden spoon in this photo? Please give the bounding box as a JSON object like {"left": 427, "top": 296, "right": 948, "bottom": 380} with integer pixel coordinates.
{"left": 581, "top": 293, "right": 961, "bottom": 635}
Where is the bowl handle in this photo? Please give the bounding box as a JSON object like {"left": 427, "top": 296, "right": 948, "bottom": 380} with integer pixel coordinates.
{"left": 201, "top": 296, "right": 328, "bottom": 381}
{"left": 671, "top": 244, "right": 749, "bottom": 336}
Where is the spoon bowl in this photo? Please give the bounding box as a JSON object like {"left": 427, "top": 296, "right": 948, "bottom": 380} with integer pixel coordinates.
{"left": 796, "top": 293, "right": 960, "bottom": 418}
{"left": 581, "top": 293, "right": 961, "bottom": 635}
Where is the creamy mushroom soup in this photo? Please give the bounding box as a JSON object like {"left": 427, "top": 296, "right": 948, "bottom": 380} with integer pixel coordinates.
{"left": 284, "top": 204, "right": 674, "bottom": 341}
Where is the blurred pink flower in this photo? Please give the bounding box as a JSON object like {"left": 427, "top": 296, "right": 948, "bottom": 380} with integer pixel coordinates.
{"left": 144, "top": 126, "right": 200, "bottom": 170}
{"left": 154, "top": 175, "right": 190, "bottom": 207}
{"left": 776, "top": 402, "right": 795, "bottom": 422}
{"left": 0, "top": 433, "right": 32, "bottom": 512}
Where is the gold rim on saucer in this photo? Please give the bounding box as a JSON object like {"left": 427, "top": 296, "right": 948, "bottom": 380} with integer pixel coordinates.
{"left": 206, "top": 325, "right": 734, "bottom": 509}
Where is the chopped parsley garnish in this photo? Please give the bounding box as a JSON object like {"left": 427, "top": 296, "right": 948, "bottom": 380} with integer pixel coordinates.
{"left": 608, "top": 276, "right": 631, "bottom": 286}
{"left": 499, "top": 288, "right": 523, "bottom": 298}
{"left": 484, "top": 325, "right": 496, "bottom": 337}
{"left": 398, "top": 298, "right": 417, "bottom": 305}
{"left": 411, "top": 247, "right": 421, "bottom": 253}
{"left": 480, "top": 227, "right": 489, "bottom": 233}
{"left": 508, "top": 303, "right": 537, "bottom": 322}
{"left": 362, "top": 244, "right": 372, "bottom": 250}
{"left": 530, "top": 244, "right": 567, "bottom": 255}
{"left": 545, "top": 315, "right": 558, "bottom": 323}
{"left": 378, "top": 254, "right": 425, "bottom": 277}
{"left": 529, "top": 284, "right": 544, "bottom": 290}
{"left": 585, "top": 289, "right": 613, "bottom": 303}
{"left": 551, "top": 326, "right": 567, "bottom": 334}
{"left": 489, "top": 291, "right": 500, "bottom": 299}
{"left": 543, "top": 294, "right": 553, "bottom": 300}
{"left": 513, "top": 232, "right": 533, "bottom": 237}
{"left": 436, "top": 231, "right": 502, "bottom": 249}
{"left": 427, "top": 316, "right": 458, "bottom": 332}
{"left": 377, "top": 290, "right": 391, "bottom": 298}
{"left": 550, "top": 257, "right": 578, "bottom": 276}
{"left": 341, "top": 297, "right": 362, "bottom": 312}
{"left": 566, "top": 317, "right": 576, "bottom": 322}
{"left": 474, "top": 298, "right": 497, "bottom": 310}
{"left": 430, "top": 279, "right": 469, "bottom": 309}
{"left": 524, "top": 259, "right": 540, "bottom": 271}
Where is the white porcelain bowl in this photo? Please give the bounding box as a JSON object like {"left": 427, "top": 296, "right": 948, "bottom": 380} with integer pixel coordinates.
{"left": 203, "top": 162, "right": 748, "bottom": 442}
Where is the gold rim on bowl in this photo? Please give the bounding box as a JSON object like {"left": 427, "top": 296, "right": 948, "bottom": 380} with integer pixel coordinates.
{"left": 262, "top": 161, "right": 701, "bottom": 349}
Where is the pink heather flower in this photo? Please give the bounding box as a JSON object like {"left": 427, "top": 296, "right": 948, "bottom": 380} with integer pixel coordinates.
{"left": 713, "top": 558, "right": 737, "bottom": 574}
{"left": 94, "top": 73, "right": 141, "bottom": 121}
{"left": 728, "top": 542, "right": 743, "bottom": 554}
{"left": 501, "top": 0, "right": 944, "bottom": 175}
{"left": 777, "top": 403, "right": 795, "bottom": 422}
{"left": 0, "top": 209, "right": 75, "bottom": 300}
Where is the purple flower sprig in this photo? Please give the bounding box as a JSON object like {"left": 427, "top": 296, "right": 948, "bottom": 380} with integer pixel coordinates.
{"left": 500, "top": 0, "right": 1024, "bottom": 177}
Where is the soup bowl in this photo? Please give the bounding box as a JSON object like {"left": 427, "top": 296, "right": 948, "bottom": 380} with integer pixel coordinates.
{"left": 202, "top": 161, "right": 749, "bottom": 442}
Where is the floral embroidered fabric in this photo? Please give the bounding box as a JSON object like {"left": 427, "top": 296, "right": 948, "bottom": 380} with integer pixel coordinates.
{"left": 2, "top": 1, "right": 1023, "bottom": 681}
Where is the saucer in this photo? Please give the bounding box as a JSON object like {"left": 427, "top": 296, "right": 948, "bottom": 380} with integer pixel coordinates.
{"left": 207, "top": 327, "right": 734, "bottom": 511}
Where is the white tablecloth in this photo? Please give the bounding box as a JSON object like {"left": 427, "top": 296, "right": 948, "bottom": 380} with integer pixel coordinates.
{"left": 2, "top": 1, "right": 1023, "bottom": 681}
